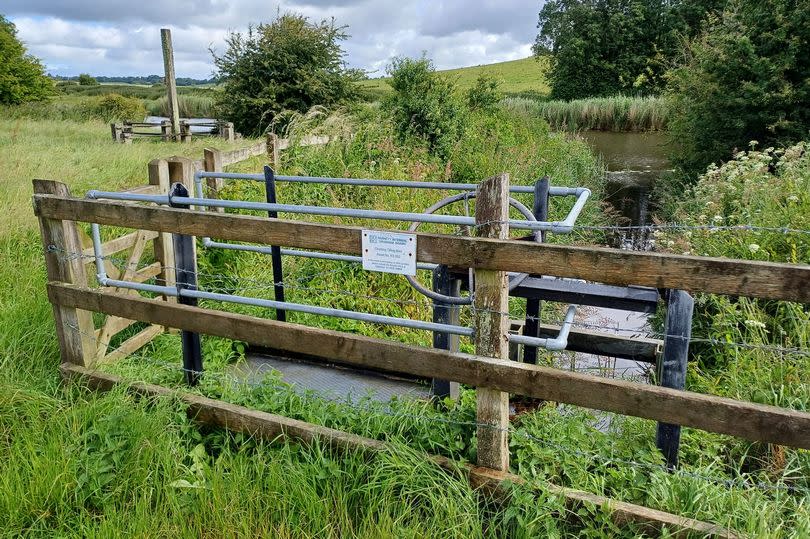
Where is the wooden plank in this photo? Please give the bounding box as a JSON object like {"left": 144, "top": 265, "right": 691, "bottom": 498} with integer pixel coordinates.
{"left": 219, "top": 141, "right": 268, "bottom": 167}
{"left": 33, "top": 195, "right": 810, "bottom": 303}
{"left": 82, "top": 230, "right": 159, "bottom": 259}
{"left": 48, "top": 283, "right": 810, "bottom": 449}
{"left": 95, "top": 230, "right": 150, "bottom": 359}
{"left": 33, "top": 181, "right": 96, "bottom": 367}
{"left": 59, "top": 362, "right": 737, "bottom": 538}
{"left": 538, "top": 323, "right": 661, "bottom": 363}
{"left": 473, "top": 174, "right": 510, "bottom": 471}
{"left": 98, "top": 324, "right": 163, "bottom": 365}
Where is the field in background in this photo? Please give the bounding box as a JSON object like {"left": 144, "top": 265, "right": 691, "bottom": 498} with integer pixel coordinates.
{"left": 359, "top": 57, "right": 551, "bottom": 100}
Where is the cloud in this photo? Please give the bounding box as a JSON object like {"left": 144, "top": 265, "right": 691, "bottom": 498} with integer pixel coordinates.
{"left": 5, "top": 1, "right": 541, "bottom": 77}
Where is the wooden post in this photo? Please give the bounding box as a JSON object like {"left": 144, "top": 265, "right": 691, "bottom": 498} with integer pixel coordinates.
{"left": 656, "top": 290, "right": 694, "bottom": 469}
{"left": 33, "top": 180, "right": 96, "bottom": 367}
{"left": 161, "top": 120, "right": 172, "bottom": 142}
{"left": 110, "top": 123, "right": 123, "bottom": 143}
{"left": 203, "top": 148, "right": 224, "bottom": 213}
{"left": 267, "top": 133, "right": 281, "bottom": 168}
{"left": 221, "top": 122, "right": 235, "bottom": 142}
{"left": 160, "top": 28, "right": 180, "bottom": 141}
{"left": 431, "top": 265, "right": 461, "bottom": 400}
{"left": 165, "top": 156, "right": 196, "bottom": 193}
{"left": 148, "top": 159, "right": 176, "bottom": 304}
{"left": 474, "top": 173, "right": 511, "bottom": 471}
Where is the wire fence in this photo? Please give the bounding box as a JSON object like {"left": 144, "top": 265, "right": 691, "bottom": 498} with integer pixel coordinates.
{"left": 48, "top": 245, "right": 810, "bottom": 360}
{"left": 65, "top": 318, "right": 810, "bottom": 497}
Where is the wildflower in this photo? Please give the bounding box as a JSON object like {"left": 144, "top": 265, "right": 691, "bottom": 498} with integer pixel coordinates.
{"left": 713, "top": 215, "right": 723, "bottom": 222}
{"left": 748, "top": 243, "right": 760, "bottom": 253}
{"left": 787, "top": 195, "right": 799, "bottom": 203}
{"left": 744, "top": 319, "right": 767, "bottom": 329}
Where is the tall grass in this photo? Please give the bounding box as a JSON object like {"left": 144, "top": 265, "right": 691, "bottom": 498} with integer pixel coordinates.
{"left": 144, "top": 94, "right": 217, "bottom": 118}
{"left": 502, "top": 95, "right": 669, "bottom": 131}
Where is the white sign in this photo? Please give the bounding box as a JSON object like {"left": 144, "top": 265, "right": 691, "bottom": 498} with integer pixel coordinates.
{"left": 361, "top": 230, "right": 417, "bottom": 276}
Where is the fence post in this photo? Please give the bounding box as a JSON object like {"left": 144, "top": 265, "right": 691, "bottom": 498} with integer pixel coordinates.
{"left": 267, "top": 133, "right": 281, "bottom": 168}
{"left": 221, "top": 122, "right": 235, "bottom": 142}
{"left": 203, "top": 148, "right": 224, "bottom": 213}
{"left": 263, "top": 166, "right": 287, "bottom": 321}
{"left": 110, "top": 123, "right": 122, "bottom": 143}
{"left": 169, "top": 182, "right": 203, "bottom": 385}
{"left": 122, "top": 124, "right": 133, "bottom": 144}
{"left": 656, "top": 289, "right": 694, "bottom": 469}
{"left": 180, "top": 121, "right": 192, "bottom": 143}
{"left": 33, "top": 180, "right": 97, "bottom": 367}
{"left": 148, "top": 159, "right": 176, "bottom": 304}
{"left": 523, "top": 177, "right": 550, "bottom": 364}
{"left": 161, "top": 120, "right": 172, "bottom": 142}
{"left": 431, "top": 265, "right": 461, "bottom": 400}
{"left": 474, "top": 173, "right": 511, "bottom": 471}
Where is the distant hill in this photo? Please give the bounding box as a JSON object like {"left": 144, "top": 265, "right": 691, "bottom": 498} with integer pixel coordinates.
{"left": 50, "top": 74, "right": 215, "bottom": 86}
{"left": 358, "top": 57, "right": 550, "bottom": 100}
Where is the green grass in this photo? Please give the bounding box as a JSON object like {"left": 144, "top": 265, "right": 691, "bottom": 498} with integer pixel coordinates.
{"left": 359, "top": 57, "right": 551, "bottom": 100}
{"left": 501, "top": 95, "right": 669, "bottom": 131}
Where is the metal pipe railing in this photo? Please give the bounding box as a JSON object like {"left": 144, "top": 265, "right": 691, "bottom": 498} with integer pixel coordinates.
{"left": 90, "top": 223, "right": 575, "bottom": 349}
{"left": 85, "top": 190, "right": 590, "bottom": 233}
{"left": 195, "top": 170, "right": 588, "bottom": 197}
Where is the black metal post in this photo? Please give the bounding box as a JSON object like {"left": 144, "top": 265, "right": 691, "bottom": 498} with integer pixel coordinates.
{"left": 169, "top": 182, "right": 203, "bottom": 386}
{"left": 263, "top": 165, "right": 286, "bottom": 322}
{"left": 523, "top": 177, "right": 550, "bottom": 364}
{"left": 656, "top": 289, "right": 694, "bottom": 469}
{"left": 431, "top": 265, "right": 461, "bottom": 400}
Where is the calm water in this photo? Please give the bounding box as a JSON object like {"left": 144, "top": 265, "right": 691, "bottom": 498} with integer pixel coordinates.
{"left": 580, "top": 131, "right": 671, "bottom": 249}
{"left": 562, "top": 131, "right": 671, "bottom": 383}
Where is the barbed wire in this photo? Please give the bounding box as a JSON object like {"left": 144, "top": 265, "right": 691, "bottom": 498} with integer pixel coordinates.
{"left": 66, "top": 329, "right": 808, "bottom": 497}
{"left": 48, "top": 245, "right": 810, "bottom": 359}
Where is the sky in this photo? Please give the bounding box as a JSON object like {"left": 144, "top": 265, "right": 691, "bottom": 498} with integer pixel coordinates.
{"left": 3, "top": 1, "right": 541, "bottom": 78}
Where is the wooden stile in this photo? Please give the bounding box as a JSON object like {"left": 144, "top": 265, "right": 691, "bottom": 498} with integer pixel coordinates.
{"left": 473, "top": 173, "right": 511, "bottom": 471}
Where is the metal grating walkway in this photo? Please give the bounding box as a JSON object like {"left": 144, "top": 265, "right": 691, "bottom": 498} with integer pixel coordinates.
{"left": 231, "top": 353, "right": 433, "bottom": 403}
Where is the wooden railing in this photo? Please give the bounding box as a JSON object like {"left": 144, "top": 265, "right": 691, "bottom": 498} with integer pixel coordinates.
{"left": 34, "top": 179, "right": 810, "bottom": 448}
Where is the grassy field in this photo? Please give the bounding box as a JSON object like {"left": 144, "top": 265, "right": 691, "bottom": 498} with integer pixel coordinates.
{"left": 502, "top": 95, "right": 668, "bottom": 131}
{"left": 359, "top": 57, "right": 551, "bottom": 100}
{"left": 1, "top": 97, "right": 809, "bottom": 536}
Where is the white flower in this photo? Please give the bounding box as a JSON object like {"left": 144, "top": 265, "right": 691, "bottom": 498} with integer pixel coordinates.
{"left": 713, "top": 215, "right": 723, "bottom": 222}
{"left": 748, "top": 243, "right": 760, "bottom": 253}
{"left": 787, "top": 195, "right": 799, "bottom": 203}
{"left": 744, "top": 319, "right": 767, "bottom": 329}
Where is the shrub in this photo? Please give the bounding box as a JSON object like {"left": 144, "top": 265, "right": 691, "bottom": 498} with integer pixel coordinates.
{"left": 77, "top": 73, "right": 99, "bottom": 86}
{"left": 384, "top": 56, "right": 466, "bottom": 160}
{"left": 666, "top": 0, "right": 810, "bottom": 178}
{"left": 466, "top": 74, "right": 501, "bottom": 113}
{"left": 84, "top": 94, "right": 146, "bottom": 122}
{"left": 212, "top": 13, "right": 362, "bottom": 136}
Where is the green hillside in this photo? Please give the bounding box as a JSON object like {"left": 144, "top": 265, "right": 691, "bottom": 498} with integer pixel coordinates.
{"left": 359, "top": 56, "right": 550, "bottom": 100}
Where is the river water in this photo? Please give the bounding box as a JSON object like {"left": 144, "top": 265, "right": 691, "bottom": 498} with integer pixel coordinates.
{"left": 558, "top": 131, "right": 670, "bottom": 382}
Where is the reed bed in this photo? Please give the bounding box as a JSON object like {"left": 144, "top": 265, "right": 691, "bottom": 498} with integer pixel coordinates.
{"left": 502, "top": 95, "right": 669, "bottom": 131}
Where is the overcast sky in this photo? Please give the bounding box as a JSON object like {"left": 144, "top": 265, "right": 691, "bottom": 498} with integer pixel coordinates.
{"left": 4, "top": 1, "right": 541, "bottom": 78}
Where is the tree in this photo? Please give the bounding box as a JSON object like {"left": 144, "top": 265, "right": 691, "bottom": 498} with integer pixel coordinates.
{"left": 534, "top": 1, "right": 724, "bottom": 100}
{"left": 384, "top": 56, "right": 466, "bottom": 160}
{"left": 212, "top": 13, "right": 361, "bottom": 136}
{"left": 0, "top": 15, "right": 53, "bottom": 105}
{"left": 77, "top": 73, "right": 99, "bottom": 86}
{"left": 666, "top": 0, "right": 810, "bottom": 177}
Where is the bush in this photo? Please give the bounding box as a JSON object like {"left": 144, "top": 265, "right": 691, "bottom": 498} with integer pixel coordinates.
{"left": 212, "top": 13, "right": 362, "bottom": 136}
{"left": 77, "top": 73, "right": 99, "bottom": 86}
{"left": 466, "top": 74, "right": 501, "bottom": 112}
{"left": 666, "top": 0, "right": 810, "bottom": 178}
{"left": 84, "top": 94, "right": 146, "bottom": 122}
{"left": 0, "top": 15, "right": 53, "bottom": 104}
{"left": 384, "top": 56, "right": 466, "bottom": 160}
